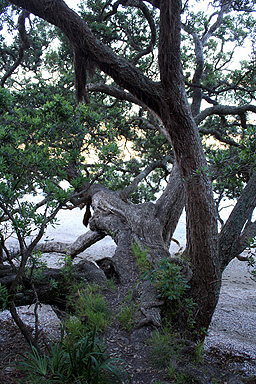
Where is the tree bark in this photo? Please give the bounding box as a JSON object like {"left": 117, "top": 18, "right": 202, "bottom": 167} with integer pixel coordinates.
{"left": 157, "top": 0, "right": 221, "bottom": 334}
{"left": 155, "top": 161, "right": 185, "bottom": 246}
{"left": 35, "top": 230, "right": 105, "bottom": 258}
{"left": 219, "top": 169, "right": 256, "bottom": 270}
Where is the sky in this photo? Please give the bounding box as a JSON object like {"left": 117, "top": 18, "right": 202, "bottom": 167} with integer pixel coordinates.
{"left": 65, "top": 0, "right": 79, "bottom": 11}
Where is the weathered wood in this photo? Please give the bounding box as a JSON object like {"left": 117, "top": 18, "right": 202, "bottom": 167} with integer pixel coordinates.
{"left": 35, "top": 230, "right": 105, "bottom": 258}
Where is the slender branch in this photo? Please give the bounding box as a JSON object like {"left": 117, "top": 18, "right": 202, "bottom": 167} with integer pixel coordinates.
{"left": 182, "top": 3, "right": 229, "bottom": 116}
{"left": 1, "top": 10, "right": 30, "bottom": 87}
{"left": 86, "top": 82, "right": 171, "bottom": 140}
{"left": 86, "top": 82, "right": 147, "bottom": 108}
{"left": 121, "top": 155, "right": 173, "bottom": 199}
{"left": 35, "top": 230, "right": 105, "bottom": 259}
{"left": 198, "top": 127, "right": 243, "bottom": 148}
{"left": 195, "top": 104, "right": 256, "bottom": 125}
{"left": 9, "top": 302, "right": 40, "bottom": 351}
{"left": 201, "top": 4, "right": 229, "bottom": 45}
{"left": 103, "top": 0, "right": 157, "bottom": 64}
{"left": 219, "top": 169, "right": 256, "bottom": 269}
{"left": 0, "top": 200, "right": 25, "bottom": 255}
{"left": 26, "top": 202, "right": 64, "bottom": 256}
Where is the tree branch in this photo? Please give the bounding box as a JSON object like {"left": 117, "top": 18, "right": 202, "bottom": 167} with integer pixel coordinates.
{"left": 86, "top": 82, "right": 171, "bottom": 140}
{"left": 201, "top": 4, "right": 229, "bottom": 45}
{"left": 195, "top": 104, "right": 256, "bottom": 125}
{"left": 8, "top": 0, "right": 163, "bottom": 113}
{"left": 182, "top": 3, "right": 229, "bottom": 116}
{"left": 121, "top": 155, "right": 173, "bottom": 200}
{"left": 198, "top": 127, "right": 243, "bottom": 148}
{"left": 219, "top": 169, "right": 256, "bottom": 269}
{"left": 103, "top": 0, "right": 157, "bottom": 64}
{"left": 35, "top": 230, "right": 105, "bottom": 258}
{"left": 86, "top": 82, "right": 147, "bottom": 109}
{"left": 1, "top": 10, "right": 30, "bottom": 87}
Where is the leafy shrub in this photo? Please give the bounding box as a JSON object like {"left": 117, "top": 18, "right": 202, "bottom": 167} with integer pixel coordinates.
{"left": 74, "top": 285, "right": 111, "bottom": 331}
{"left": 58, "top": 255, "right": 74, "bottom": 283}
{"left": 0, "top": 282, "right": 9, "bottom": 309}
{"left": 20, "top": 328, "right": 126, "bottom": 383}
{"left": 151, "top": 258, "right": 189, "bottom": 301}
{"left": 150, "top": 259, "right": 196, "bottom": 330}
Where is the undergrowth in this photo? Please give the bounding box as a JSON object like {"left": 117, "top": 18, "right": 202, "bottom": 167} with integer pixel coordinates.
{"left": 19, "top": 281, "right": 129, "bottom": 383}
{"left": 130, "top": 241, "right": 151, "bottom": 275}
{"left": 150, "top": 258, "right": 196, "bottom": 333}
{"left": 19, "top": 328, "right": 126, "bottom": 383}
{"left": 117, "top": 302, "right": 137, "bottom": 332}
{"left": 72, "top": 284, "right": 111, "bottom": 332}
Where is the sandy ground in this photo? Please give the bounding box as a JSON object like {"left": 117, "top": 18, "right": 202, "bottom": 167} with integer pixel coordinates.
{"left": 2, "top": 207, "right": 256, "bottom": 376}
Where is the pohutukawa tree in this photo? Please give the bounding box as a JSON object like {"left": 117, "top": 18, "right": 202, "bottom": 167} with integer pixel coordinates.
{"left": 1, "top": 0, "right": 256, "bottom": 343}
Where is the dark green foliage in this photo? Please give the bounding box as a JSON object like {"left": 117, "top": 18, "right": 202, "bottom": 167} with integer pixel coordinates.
{"left": 150, "top": 259, "right": 196, "bottom": 331}
{"left": 207, "top": 124, "right": 256, "bottom": 199}
{"left": 151, "top": 259, "right": 189, "bottom": 302}
{"left": 20, "top": 328, "right": 125, "bottom": 383}
{"left": 2, "top": 0, "right": 254, "bottom": 209}
{"left": 69, "top": 285, "right": 111, "bottom": 332}
{"left": 0, "top": 282, "right": 9, "bottom": 309}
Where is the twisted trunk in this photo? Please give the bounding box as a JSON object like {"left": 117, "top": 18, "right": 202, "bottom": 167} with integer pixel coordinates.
{"left": 156, "top": 0, "right": 220, "bottom": 334}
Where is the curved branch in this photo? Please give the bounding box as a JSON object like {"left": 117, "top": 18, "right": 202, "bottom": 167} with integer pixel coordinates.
{"left": 86, "top": 82, "right": 171, "bottom": 141}
{"left": 35, "top": 230, "right": 105, "bottom": 259}
{"left": 121, "top": 155, "right": 173, "bottom": 199}
{"left": 9, "top": 0, "right": 163, "bottom": 113}
{"left": 104, "top": 0, "right": 157, "bottom": 64}
{"left": 127, "top": 0, "right": 157, "bottom": 64}
{"left": 195, "top": 104, "right": 256, "bottom": 125}
{"left": 201, "top": 4, "right": 229, "bottom": 45}
{"left": 182, "top": 3, "right": 229, "bottom": 116}
{"left": 198, "top": 127, "right": 243, "bottom": 148}
{"left": 86, "top": 82, "right": 147, "bottom": 108}
{"left": 219, "top": 169, "right": 256, "bottom": 270}
{"left": 102, "top": 0, "right": 121, "bottom": 20}
{"left": 1, "top": 10, "right": 30, "bottom": 87}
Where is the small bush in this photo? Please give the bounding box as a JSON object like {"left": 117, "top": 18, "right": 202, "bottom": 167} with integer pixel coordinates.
{"left": 150, "top": 258, "right": 196, "bottom": 330}
{"left": 151, "top": 258, "right": 189, "bottom": 301}
{"left": 74, "top": 285, "right": 111, "bottom": 331}
{"left": 130, "top": 241, "right": 151, "bottom": 275}
{"left": 0, "top": 283, "right": 9, "bottom": 309}
{"left": 117, "top": 303, "right": 136, "bottom": 332}
{"left": 20, "top": 328, "right": 126, "bottom": 383}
